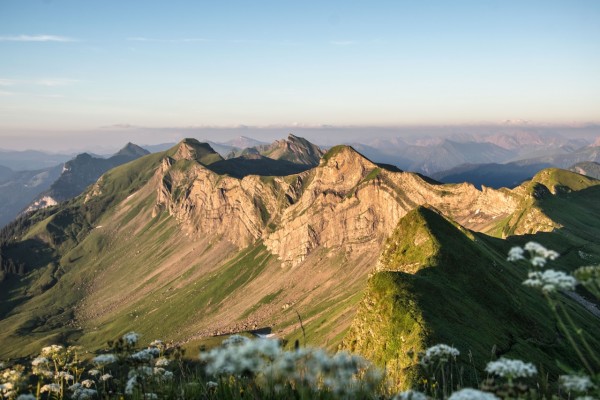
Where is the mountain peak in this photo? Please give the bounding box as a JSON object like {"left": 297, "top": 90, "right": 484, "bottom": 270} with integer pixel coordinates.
{"left": 528, "top": 167, "right": 600, "bottom": 194}
{"left": 320, "top": 145, "right": 375, "bottom": 168}
{"left": 113, "top": 142, "right": 150, "bottom": 158}
{"left": 168, "top": 138, "right": 224, "bottom": 165}
{"left": 377, "top": 205, "right": 475, "bottom": 274}
{"left": 260, "top": 134, "right": 323, "bottom": 166}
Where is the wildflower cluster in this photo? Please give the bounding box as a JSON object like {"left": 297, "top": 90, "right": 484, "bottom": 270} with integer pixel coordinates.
{"left": 522, "top": 269, "right": 577, "bottom": 293}
{"left": 485, "top": 358, "right": 537, "bottom": 381}
{"left": 507, "top": 241, "right": 579, "bottom": 293}
{"left": 201, "top": 335, "right": 383, "bottom": 397}
{"left": 448, "top": 388, "right": 499, "bottom": 400}
{"left": 574, "top": 265, "right": 600, "bottom": 297}
{"left": 419, "top": 344, "right": 460, "bottom": 366}
{"left": 1, "top": 365, "right": 25, "bottom": 399}
{"left": 0, "top": 332, "right": 183, "bottom": 400}
{"left": 559, "top": 374, "right": 595, "bottom": 394}
{"left": 507, "top": 242, "right": 559, "bottom": 266}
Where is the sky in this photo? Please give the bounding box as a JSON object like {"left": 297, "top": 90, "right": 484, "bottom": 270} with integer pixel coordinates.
{"left": 0, "top": 0, "right": 599, "bottom": 150}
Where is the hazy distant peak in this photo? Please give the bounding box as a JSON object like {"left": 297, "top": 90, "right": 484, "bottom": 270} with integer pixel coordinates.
{"left": 223, "top": 136, "right": 267, "bottom": 149}
{"left": 113, "top": 142, "right": 150, "bottom": 158}
{"left": 169, "top": 138, "right": 224, "bottom": 165}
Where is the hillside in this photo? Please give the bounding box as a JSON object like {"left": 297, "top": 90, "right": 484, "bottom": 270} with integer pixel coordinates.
{"left": 1, "top": 139, "right": 600, "bottom": 388}
{"left": 343, "top": 206, "right": 600, "bottom": 389}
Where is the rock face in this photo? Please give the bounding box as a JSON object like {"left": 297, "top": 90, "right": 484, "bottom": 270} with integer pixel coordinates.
{"left": 156, "top": 142, "right": 520, "bottom": 266}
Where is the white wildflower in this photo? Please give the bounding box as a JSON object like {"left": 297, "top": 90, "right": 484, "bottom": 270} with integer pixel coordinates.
{"left": 507, "top": 246, "right": 525, "bottom": 262}
{"left": 393, "top": 389, "right": 429, "bottom": 400}
{"left": 57, "top": 371, "right": 75, "bottom": 381}
{"left": 420, "top": 344, "right": 460, "bottom": 366}
{"left": 41, "top": 345, "right": 64, "bottom": 357}
{"left": 509, "top": 242, "right": 559, "bottom": 267}
{"left": 71, "top": 387, "right": 97, "bottom": 400}
{"left": 31, "top": 357, "right": 49, "bottom": 367}
{"left": 523, "top": 270, "right": 577, "bottom": 292}
{"left": 531, "top": 256, "right": 548, "bottom": 268}
{"left": 92, "top": 354, "right": 118, "bottom": 365}
{"left": 81, "top": 379, "right": 94, "bottom": 388}
{"left": 88, "top": 369, "right": 101, "bottom": 377}
{"left": 100, "top": 373, "right": 112, "bottom": 382}
{"left": 202, "top": 337, "right": 281, "bottom": 376}
{"left": 206, "top": 381, "right": 218, "bottom": 389}
{"left": 560, "top": 374, "right": 595, "bottom": 393}
{"left": 123, "top": 332, "right": 141, "bottom": 346}
{"left": 16, "top": 395, "right": 36, "bottom": 400}
{"left": 155, "top": 357, "right": 170, "bottom": 367}
{"left": 40, "top": 383, "right": 61, "bottom": 393}
{"left": 124, "top": 376, "right": 138, "bottom": 395}
{"left": 153, "top": 367, "right": 174, "bottom": 381}
{"left": 448, "top": 388, "right": 499, "bottom": 400}
{"left": 485, "top": 358, "right": 537, "bottom": 379}
{"left": 131, "top": 348, "right": 159, "bottom": 362}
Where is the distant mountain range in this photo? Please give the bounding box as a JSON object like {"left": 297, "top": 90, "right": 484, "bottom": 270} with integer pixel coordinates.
{"left": 0, "top": 149, "right": 73, "bottom": 171}
{"left": 26, "top": 143, "right": 150, "bottom": 212}
{"left": 432, "top": 144, "right": 600, "bottom": 188}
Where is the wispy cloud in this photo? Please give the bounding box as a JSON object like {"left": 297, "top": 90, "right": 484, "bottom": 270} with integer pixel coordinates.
{"left": 127, "top": 37, "right": 210, "bottom": 43}
{"left": 35, "top": 79, "right": 79, "bottom": 87}
{"left": 330, "top": 40, "right": 357, "bottom": 46}
{"left": 0, "top": 78, "right": 79, "bottom": 87}
{"left": 0, "top": 79, "right": 16, "bottom": 86}
{"left": 0, "top": 34, "right": 77, "bottom": 42}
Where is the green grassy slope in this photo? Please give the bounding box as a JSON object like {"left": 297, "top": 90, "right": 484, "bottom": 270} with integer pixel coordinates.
{"left": 344, "top": 206, "right": 600, "bottom": 390}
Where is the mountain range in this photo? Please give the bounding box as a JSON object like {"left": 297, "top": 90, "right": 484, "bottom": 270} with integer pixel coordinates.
{"left": 1, "top": 137, "right": 599, "bottom": 388}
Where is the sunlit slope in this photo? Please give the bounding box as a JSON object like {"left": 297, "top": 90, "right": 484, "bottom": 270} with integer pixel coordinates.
{"left": 344, "top": 206, "right": 600, "bottom": 389}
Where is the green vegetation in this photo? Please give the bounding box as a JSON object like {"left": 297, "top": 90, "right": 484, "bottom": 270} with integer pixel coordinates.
{"left": 345, "top": 206, "right": 600, "bottom": 390}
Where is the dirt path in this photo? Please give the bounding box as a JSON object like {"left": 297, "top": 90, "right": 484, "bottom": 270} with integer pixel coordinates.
{"left": 565, "top": 291, "right": 600, "bottom": 319}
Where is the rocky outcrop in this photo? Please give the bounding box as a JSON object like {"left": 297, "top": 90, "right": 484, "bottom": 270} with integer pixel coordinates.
{"left": 263, "top": 146, "right": 518, "bottom": 266}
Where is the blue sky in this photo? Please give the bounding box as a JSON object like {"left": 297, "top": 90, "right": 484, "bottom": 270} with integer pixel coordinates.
{"left": 1, "top": 0, "right": 599, "bottom": 138}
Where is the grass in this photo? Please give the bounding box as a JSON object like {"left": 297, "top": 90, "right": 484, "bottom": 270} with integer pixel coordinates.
{"left": 344, "top": 206, "right": 600, "bottom": 390}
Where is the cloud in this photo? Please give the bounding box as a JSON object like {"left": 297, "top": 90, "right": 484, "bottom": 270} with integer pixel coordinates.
{"left": 0, "top": 79, "right": 16, "bottom": 86}
{"left": 0, "top": 78, "right": 79, "bottom": 87}
{"left": 330, "top": 40, "right": 357, "bottom": 46}
{"left": 0, "top": 34, "right": 77, "bottom": 42}
{"left": 127, "top": 37, "right": 210, "bottom": 43}
{"left": 35, "top": 79, "right": 79, "bottom": 87}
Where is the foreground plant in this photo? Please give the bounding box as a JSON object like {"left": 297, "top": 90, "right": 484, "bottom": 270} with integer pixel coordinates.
{"left": 200, "top": 334, "right": 384, "bottom": 398}
{"left": 507, "top": 241, "right": 600, "bottom": 399}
